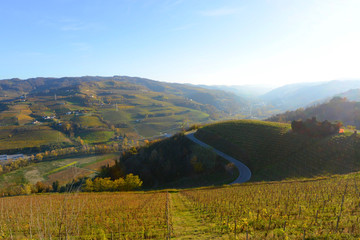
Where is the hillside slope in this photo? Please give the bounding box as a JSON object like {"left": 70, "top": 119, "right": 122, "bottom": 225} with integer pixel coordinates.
{"left": 267, "top": 97, "right": 360, "bottom": 128}
{"left": 0, "top": 76, "right": 248, "bottom": 153}
{"left": 195, "top": 120, "right": 360, "bottom": 181}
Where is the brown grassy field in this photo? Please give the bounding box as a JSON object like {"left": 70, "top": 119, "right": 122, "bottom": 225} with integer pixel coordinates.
{"left": 45, "top": 167, "right": 93, "bottom": 185}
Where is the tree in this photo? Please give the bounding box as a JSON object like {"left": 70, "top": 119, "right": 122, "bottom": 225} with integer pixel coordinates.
{"left": 52, "top": 180, "right": 60, "bottom": 192}
{"left": 83, "top": 178, "right": 94, "bottom": 192}
{"left": 124, "top": 174, "right": 143, "bottom": 191}
{"left": 23, "top": 184, "right": 32, "bottom": 195}
{"left": 35, "top": 153, "right": 43, "bottom": 161}
{"left": 35, "top": 182, "right": 48, "bottom": 193}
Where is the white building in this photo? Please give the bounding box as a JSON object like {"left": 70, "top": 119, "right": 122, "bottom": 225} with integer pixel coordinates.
{"left": 0, "top": 154, "right": 25, "bottom": 162}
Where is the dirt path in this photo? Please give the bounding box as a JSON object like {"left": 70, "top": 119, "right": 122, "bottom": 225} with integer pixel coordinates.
{"left": 171, "top": 192, "right": 227, "bottom": 239}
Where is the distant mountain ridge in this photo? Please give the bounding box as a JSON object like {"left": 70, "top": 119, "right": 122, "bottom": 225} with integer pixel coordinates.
{"left": 260, "top": 80, "right": 360, "bottom": 111}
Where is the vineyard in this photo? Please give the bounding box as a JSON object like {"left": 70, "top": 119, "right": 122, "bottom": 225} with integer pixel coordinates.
{"left": 180, "top": 172, "right": 360, "bottom": 239}
{"left": 0, "top": 192, "right": 170, "bottom": 239}
{"left": 195, "top": 120, "right": 360, "bottom": 181}
{"left": 1, "top": 172, "right": 359, "bottom": 239}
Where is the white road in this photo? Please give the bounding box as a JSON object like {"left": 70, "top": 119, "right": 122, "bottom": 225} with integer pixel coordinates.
{"left": 185, "top": 132, "right": 252, "bottom": 184}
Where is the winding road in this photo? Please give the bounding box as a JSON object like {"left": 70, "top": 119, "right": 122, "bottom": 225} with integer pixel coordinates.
{"left": 185, "top": 132, "right": 251, "bottom": 184}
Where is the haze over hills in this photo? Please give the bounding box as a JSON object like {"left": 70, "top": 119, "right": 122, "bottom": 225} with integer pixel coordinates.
{"left": 259, "top": 80, "right": 360, "bottom": 111}
{"left": 196, "top": 79, "right": 360, "bottom": 119}
{"left": 267, "top": 97, "right": 360, "bottom": 128}
{"left": 198, "top": 84, "right": 275, "bottom": 99}
{"left": 335, "top": 88, "right": 360, "bottom": 102}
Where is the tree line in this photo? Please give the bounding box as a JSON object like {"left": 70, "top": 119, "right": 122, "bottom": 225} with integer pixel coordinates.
{"left": 0, "top": 173, "right": 142, "bottom": 197}
{"left": 291, "top": 117, "right": 342, "bottom": 137}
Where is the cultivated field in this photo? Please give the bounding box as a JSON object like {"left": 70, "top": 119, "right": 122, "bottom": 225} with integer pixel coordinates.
{"left": 0, "top": 172, "right": 359, "bottom": 239}
{"left": 0, "top": 192, "right": 169, "bottom": 239}
{"left": 0, "top": 125, "right": 71, "bottom": 151}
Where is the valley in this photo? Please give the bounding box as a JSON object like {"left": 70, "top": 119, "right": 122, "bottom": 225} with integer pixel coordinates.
{"left": 2, "top": 0, "right": 360, "bottom": 238}
{"left": 1, "top": 77, "right": 360, "bottom": 239}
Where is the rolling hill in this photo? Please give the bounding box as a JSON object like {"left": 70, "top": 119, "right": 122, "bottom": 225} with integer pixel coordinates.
{"left": 0, "top": 76, "right": 248, "bottom": 153}
{"left": 195, "top": 120, "right": 360, "bottom": 181}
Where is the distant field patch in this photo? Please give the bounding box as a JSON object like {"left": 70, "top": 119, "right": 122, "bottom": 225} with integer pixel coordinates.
{"left": 101, "top": 109, "right": 131, "bottom": 123}
{"left": 17, "top": 114, "right": 34, "bottom": 125}
{"left": 46, "top": 167, "right": 93, "bottom": 185}
{"left": 78, "top": 115, "right": 106, "bottom": 128}
{"left": 85, "top": 158, "right": 116, "bottom": 171}
{"left": 45, "top": 161, "right": 78, "bottom": 176}
{"left": 0, "top": 125, "right": 71, "bottom": 150}
{"left": 0, "top": 103, "right": 34, "bottom": 125}
{"left": 79, "top": 130, "right": 114, "bottom": 144}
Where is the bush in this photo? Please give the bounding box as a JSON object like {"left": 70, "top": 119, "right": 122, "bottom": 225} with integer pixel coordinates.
{"left": 291, "top": 117, "right": 341, "bottom": 137}
{"left": 83, "top": 174, "right": 143, "bottom": 192}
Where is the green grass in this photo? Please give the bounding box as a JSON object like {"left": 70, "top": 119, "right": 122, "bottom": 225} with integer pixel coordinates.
{"left": 78, "top": 130, "right": 114, "bottom": 144}
{"left": 195, "top": 120, "right": 360, "bottom": 181}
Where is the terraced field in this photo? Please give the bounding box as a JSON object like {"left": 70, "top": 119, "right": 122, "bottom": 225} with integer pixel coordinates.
{"left": 195, "top": 120, "right": 360, "bottom": 181}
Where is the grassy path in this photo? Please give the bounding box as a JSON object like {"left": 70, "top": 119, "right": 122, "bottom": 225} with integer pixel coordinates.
{"left": 170, "top": 192, "right": 228, "bottom": 239}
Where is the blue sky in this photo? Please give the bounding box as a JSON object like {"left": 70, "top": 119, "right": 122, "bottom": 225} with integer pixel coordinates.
{"left": 1, "top": 0, "right": 360, "bottom": 86}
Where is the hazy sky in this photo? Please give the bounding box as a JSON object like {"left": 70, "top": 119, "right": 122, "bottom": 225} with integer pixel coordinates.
{"left": 1, "top": 0, "right": 360, "bottom": 86}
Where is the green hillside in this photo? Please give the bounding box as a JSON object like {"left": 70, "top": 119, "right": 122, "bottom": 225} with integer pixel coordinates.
{"left": 195, "top": 120, "right": 360, "bottom": 181}
{"left": 0, "top": 76, "right": 248, "bottom": 153}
